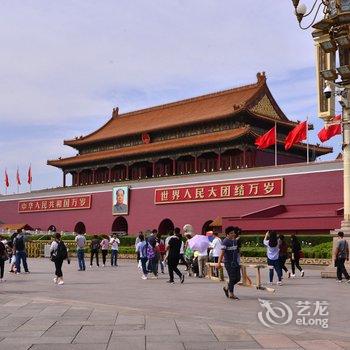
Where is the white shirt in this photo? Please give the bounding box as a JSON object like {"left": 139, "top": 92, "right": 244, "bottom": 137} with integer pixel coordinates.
{"left": 264, "top": 239, "right": 279, "bottom": 260}
{"left": 50, "top": 241, "right": 58, "bottom": 252}
{"left": 75, "top": 234, "right": 86, "bottom": 249}
{"left": 210, "top": 237, "right": 222, "bottom": 257}
{"left": 180, "top": 241, "right": 184, "bottom": 254}
{"left": 136, "top": 241, "right": 147, "bottom": 258}
{"left": 110, "top": 237, "right": 120, "bottom": 250}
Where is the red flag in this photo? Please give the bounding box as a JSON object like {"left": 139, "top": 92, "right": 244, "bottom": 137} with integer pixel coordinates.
{"left": 255, "top": 127, "right": 276, "bottom": 149}
{"left": 318, "top": 115, "right": 342, "bottom": 142}
{"left": 4, "top": 170, "right": 9, "bottom": 188}
{"left": 16, "top": 168, "right": 21, "bottom": 185}
{"left": 27, "top": 165, "right": 32, "bottom": 185}
{"left": 285, "top": 121, "right": 307, "bottom": 150}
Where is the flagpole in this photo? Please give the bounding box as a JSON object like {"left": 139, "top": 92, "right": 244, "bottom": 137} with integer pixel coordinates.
{"left": 275, "top": 121, "right": 277, "bottom": 166}
{"left": 29, "top": 164, "right": 32, "bottom": 192}
{"left": 306, "top": 117, "right": 310, "bottom": 164}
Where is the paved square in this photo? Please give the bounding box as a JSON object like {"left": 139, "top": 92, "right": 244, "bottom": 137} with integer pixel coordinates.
{"left": 0, "top": 258, "right": 349, "bottom": 349}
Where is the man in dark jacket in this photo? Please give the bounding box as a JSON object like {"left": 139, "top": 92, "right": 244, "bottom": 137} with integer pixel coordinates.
{"left": 166, "top": 227, "right": 184, "bottom": 284}
{"left": 14, "top": 229, "right": 30, "bottom": 274}
{"left": 335, "top": 231, "right": 350, "bottom": 283}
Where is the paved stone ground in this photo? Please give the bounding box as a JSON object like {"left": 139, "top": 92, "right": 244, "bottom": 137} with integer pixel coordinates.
{"left": 0, "top": 258, "right": 350, "bottom": 350}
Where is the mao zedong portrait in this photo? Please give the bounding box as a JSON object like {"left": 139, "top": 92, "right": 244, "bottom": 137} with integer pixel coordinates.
{"left": 113, "top": 188, "right": 128, "bottom": 214}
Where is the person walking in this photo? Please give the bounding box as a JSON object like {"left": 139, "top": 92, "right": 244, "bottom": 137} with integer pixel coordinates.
{"left": 135, "top": 234, "right": 148, "bottom": 279}
{"left": 263, "top": 231, "right": 282, "bottom": 285}
{"left": 90, "top": 235, "right": 100, "bottom": 267}
{"left": 210, "top": 231, "right": 222, "bottom": 277}
{"left": 217, "top": 226, "right": 241, "bottom": 300}
{"left": 156, "top": 233, "right": 166, "bottom": 274}
{"left": 178, "top": 240, "right": 188, "bottom": 270}
{"left": 110, "top": 234, "right": 120, "bottom": 266}
{"left": 13, "top": 229, "right": 30, "bottom": 274}
{"left": 135, "top": 232, "right": 143, "bottom": 270}
{"left": 278, "top": 234, "right": 290, "bottom": 278}
{"left": 146, "top": 238, "right": 158, "bottom": 278}
{"left": 290, "top": 234, "right": 304, "bottom": 278}
{"left": 100, "top": 235, "right": 109, "bottom": 266}
{"left": 197, "top": 232, "right": 208, "bottom": 278}
{"left": 0, "top": 237, "right": 8, "bottom": 282}
{"left": 166, "top": 227, "right": 185, "bottom": 284}
{"left": 75, "top": 230, "right": 86, "bottom": 271}
{"left": 335, "top": 231, "right": 350, "bottom": 283}
{"left": 183, "top": 233, "right": 194, "bottom": 276}
{"left": 50, "top": 232, "right": 68, "bottom": 285}
{"left": 6, "top": 233, "right": 16, "bottom": 273}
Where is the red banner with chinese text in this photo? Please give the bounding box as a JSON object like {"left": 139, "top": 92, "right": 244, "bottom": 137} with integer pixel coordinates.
{"left": 18, "top": 195, "right": 92, "bottom": 213}
{"left": 154, "top": 178, "right": 283, "bottom": 204}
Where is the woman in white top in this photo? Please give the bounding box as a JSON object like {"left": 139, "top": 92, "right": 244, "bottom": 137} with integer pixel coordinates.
{"left": 209, "top": 232, "right": 222, "bottom": 277}
{"left": 263, "top": 231, "right": 282, "bottom": 285}
{"left": 50, "top": 232, "right": 68, "bottom": 285}
{"left": 100, "top": 236, "right": 110, "bottom": 267}
{"left": 109, "top": 234, "right": 120, "bottom": 266}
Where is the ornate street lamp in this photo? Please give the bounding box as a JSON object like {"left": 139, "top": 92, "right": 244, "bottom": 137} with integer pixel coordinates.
{"left": 291, "top": 1, "right": 350, "bottom": 242}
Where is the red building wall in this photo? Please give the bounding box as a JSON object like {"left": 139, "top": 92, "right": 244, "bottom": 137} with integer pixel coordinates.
{"left": 0, "top": 162, "right": 343, "bottom": 235}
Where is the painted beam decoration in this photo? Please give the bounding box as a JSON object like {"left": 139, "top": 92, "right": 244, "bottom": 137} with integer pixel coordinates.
{"left": 154, "top": 178, "right": 283, "bottom": 204}
{"left": 18, "top": 195, "right": 92, "bottom": 213}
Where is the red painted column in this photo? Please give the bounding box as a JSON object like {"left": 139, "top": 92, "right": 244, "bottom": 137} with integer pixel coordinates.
{"left": 194, "top": 155, "right": 198, "bottom": 173}
{"left": 126, "top": 164, "right": 129, "bottom": 180}
{"left": 172, "top": 159, "right": 176, "bottom": 175}
{"left": 63, "top": 171, "right": 66, "bottom": 187}
{"left": 92, "top": 169, "right": 96, "bottom": 184}
{"left": 243, "top": 149, "right": 246, "bottom": 168}
{"left": 217, "top": 151, "right": 221, "bottom": 170}
{"left": 108, "top": 167, "right": 112, "bottom": 182}
{"left": 77, "top": 171, "right": 80, "bottom": 186}
{"left": 152, "top": 161, "right": 155, "bottom": 177}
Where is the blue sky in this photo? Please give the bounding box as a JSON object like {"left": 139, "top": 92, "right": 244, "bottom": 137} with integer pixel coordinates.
{"left": 0, "top": 1, "right": 342, "bottom": 194}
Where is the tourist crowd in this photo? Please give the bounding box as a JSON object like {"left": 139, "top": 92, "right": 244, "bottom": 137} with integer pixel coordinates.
{"left": 0, "top": 228, "right": 349, "bottom": 300}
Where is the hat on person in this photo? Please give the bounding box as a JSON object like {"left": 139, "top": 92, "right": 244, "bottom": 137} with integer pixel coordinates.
{"left": 183, "top": 224, "right": 194, "bottom": 234}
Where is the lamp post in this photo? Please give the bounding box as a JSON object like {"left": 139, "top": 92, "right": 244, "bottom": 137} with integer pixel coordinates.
{"left": 291, "top": 1, "right": 350, "bottom": 270}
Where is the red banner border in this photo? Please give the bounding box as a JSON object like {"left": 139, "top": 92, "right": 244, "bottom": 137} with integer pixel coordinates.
{"left": 154, "top": 178, "right": 284, "bottom": 205}
{"left": 18, "top": 195, "right": 92, "bottom": 213}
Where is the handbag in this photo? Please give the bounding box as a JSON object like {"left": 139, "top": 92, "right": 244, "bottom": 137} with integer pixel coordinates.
{"left": 50, "top": 250, "right": 57, "bottom": 262}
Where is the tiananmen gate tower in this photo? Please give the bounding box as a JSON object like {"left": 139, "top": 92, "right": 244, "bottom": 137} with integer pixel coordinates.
{"left": 0, "top": 73, "right": 344, "bottom": 235}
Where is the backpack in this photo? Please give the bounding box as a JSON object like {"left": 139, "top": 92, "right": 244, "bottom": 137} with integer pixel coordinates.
{"left": 15, "top": 236, "right": 25, "bottom": 251}
{"left": 146, "top": 244, "right": 156, "bottom": 259}
{"left": 51, "top": 241, "right": 68, "bottom": 261}
{"left": 0, "top": 242, "right": 8, "bottom": 260}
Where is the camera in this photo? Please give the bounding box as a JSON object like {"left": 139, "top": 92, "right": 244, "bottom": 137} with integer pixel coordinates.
{"left": 324, "top": 85, "right": 332, "bottom": 99}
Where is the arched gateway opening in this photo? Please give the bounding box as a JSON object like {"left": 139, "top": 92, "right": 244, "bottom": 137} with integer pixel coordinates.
{"left": 47, "top": 225, "right": 57, "bottom": 232}
{"left": 112, "top": 217, "right": 128, "bottom": 235}
{"left": 74, "top": 221, "right": 86, "bottom": 234}
{"left": 158, "top": 218, "right": 175, "bottom": 235}
{"left": 202, "top": 220, "right": 213, "bottom": 234}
